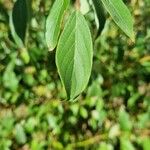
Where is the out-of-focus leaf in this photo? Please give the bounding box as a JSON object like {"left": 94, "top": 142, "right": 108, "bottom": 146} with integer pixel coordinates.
{"left": 98, "top": 142, "right": 113, "bottom": 150}
{"left": 109, "top": 124, "right": 120, "bottom": 139}
{"left": 0, "top": 139, "right": 12, "bottom": 150}
{"left": 31, "top": 140, "right": 45, "bottom": 150}
{"left": 56, "top": 11, "right": 93, "bottom": 100}
{"left": 101, "top": 0, "right": 134, "bottom": 41}
{"left": 87, "top": 81, "right": 102, "bottom": 97}
{"left": 70, "top": 104, "right": 79, "bottom": 116}
{"left": 20, "top": 47, "right": 30, "bottom": 64}
{"left": 23, "top": 74, "right": 35, "bottom": 86}
{"left": 3, "top": 68, "right": 18, "bottom": 92}
{"left": 2, "top": 53, "right": 19, "bottom": 92}
{"left": 137, "top": 113, "right": 149, "bottom": 129}
{"left": 127, "top": 93, "right": 140, "bottom": 108}
{"left": 25, "top": 118, "right": 37, "bottom": 133}
{"left": 119, "top": 108, "right": 132, "bottom": 131}
{"left": 80, "top": 107, "right": 88, "bottom": 119}
{"left": 142, "top": 137, "right": 150, "bottom": 150}
{"left": 15, "top": 124, "right": 27, "bottom": 144}
{"left": 120, "top": 137, "right": 135, "bottom": 150}
{"left": 47, "top": 114, "right": 58, "bottom": 129}
{"left": 45, "top": 0, "right": 70, "bottom": 51}
{"left": 0, "top": 113, "right": 14, "bottom": 134}
{"left": 52, "top": 141, "right": 64, "bottom": 150}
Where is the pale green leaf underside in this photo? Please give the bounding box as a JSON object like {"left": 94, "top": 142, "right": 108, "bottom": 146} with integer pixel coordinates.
{"left": 56, "top": 11, "right": 93, "bottom": 100}
{"left": 45, "top": 0, "right": 69, "bottom": 51}
{"left": 101, "top": 0, "right": 134, "bottom": 41}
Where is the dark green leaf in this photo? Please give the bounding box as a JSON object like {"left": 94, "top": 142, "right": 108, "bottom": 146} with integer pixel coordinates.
{"left": 92, "top": 0, "right": 106, "bottom": 37}
{"left": 12, "top": 0, "right": 28, "bottom": 42}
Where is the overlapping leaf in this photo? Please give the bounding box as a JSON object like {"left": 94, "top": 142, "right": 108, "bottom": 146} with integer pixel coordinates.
{"left": 45, "top": 0, "right": 70, "bottom": 51}
{"left": 92, "top": 0, "right": 106, "bottom": 37}
{"left": 9, "top": 0, "right": 30, "bottom": 48}
{"left": 12, "top": 0, "right": 27, "bottom": 42}
{"left": 101, "top": 0, "right": 134, "bottom": 40}
{"left": 56, "top": 11, "right": 93, "bottom": 100}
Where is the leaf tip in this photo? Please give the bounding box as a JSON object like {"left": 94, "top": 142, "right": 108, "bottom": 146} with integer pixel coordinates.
{"left": 48, "top": 44, "right": 55, "bottom": 51}
{"left": 68, "top": 94, "right": 80, "bottom": 102}
{"left": 48, "top": 47, "right": 55, "bottom": 52}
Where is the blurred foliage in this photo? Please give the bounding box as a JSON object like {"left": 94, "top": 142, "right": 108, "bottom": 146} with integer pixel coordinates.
{"left": 0, "top": 0, "right": 150, "bottom": 150}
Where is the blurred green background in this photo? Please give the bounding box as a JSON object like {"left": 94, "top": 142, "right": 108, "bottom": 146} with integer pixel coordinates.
{"left": 0, "top": 0, "right": 150, "bottom": 149}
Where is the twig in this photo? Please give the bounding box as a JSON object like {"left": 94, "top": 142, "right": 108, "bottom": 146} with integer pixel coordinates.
{"left": 75, "top": 0, "right": 80, "bottom": 10}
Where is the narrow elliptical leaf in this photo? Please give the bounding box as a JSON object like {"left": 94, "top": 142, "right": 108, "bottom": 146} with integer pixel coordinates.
{"left": 56, "top": 11, "right": 93, "bottom": 100}
{"left": 101, "top": 0, "right": 134, "bottom": 41}
{"left": 45, "top": 0, "right": 70, "bottom": 51}
{"left": 13, "top": 0, "right": 28, "bottom": 42}
{"left": 9, "top": 0, "right": 30, "bottom": 48}
{"left": 9, "top": 11, "right": 24, "bottom": 48}
{"left": 92, "top": 0, "right": 106, "bottom": 37}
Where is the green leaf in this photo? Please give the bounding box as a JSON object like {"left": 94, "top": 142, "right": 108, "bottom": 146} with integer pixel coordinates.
{"left": 101, "top": 0, "right": 134, "bottom": 41}
{"left": 56, "top": 11, "right": 93, "bottom": 100}
{"left": 9, "top": 10, "right": 24, "bottom": 48}
{"left": 80, "top": 0, "right": 90, "bottom": 15}
{"left": 3, "top": 67, "right": 19, "bottom": 92}
{"left": 120, "top": 137, "right": 135, "bottom": 150}
{"left": 3, "top": 53, "right": 19, "bottom": 92}
{"left": 127, "top": 93, "right": 140, "bottom": 108}
{"left": 92, "top": 0, "right": 106, "bottom": 37}
{"left": 98, "top": 142, "right": 113, "bottom": 150}
{"left": 119, "top": 108, "right": 132, "bottom": 131}
{"left": 142, "top": 137, "right": 150, "bottom": 150}
{"left": 80, "top": 107, "right": 88, "bottom": 119}
{"left": 11, "top": 0, "right": 29, "bottom": 44}
{"left": 45, "top": 0, "right": 70, "bottom": 51}
{"left": 137, "top": 113, "right": 149, "bottom": 129}
{"left": 15, "top": 124, "right": 27, "bottom": 144}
